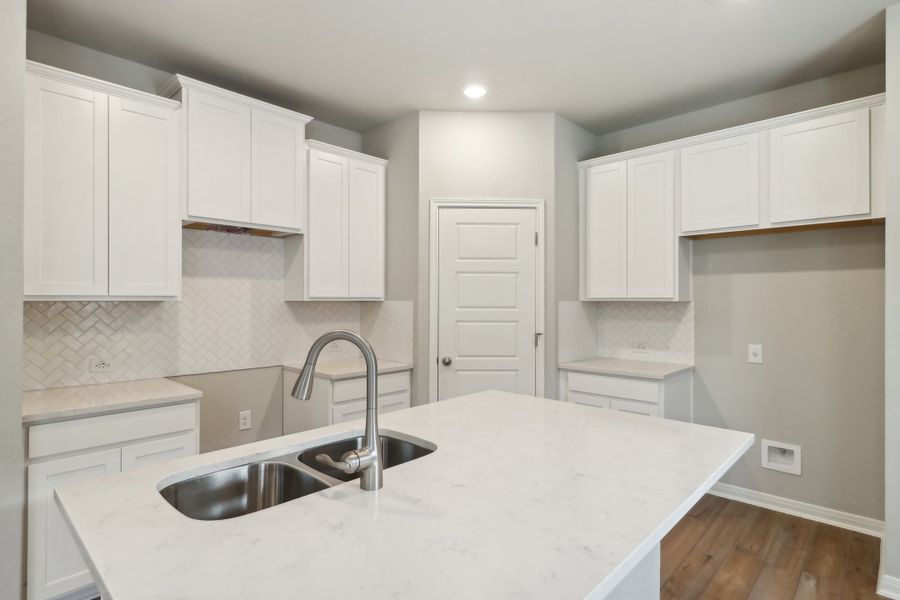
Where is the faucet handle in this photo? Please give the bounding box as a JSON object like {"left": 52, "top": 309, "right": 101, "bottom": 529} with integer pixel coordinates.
{"left": 315, "top": 451, "right": 360, "bottom": 474}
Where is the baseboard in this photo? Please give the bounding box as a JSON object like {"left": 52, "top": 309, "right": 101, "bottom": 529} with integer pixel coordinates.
{"left": 709, "top": 482, "right": 884, "bottom": 537}
{"left": 877, "top": 573, "right": 900, "bottom": 599}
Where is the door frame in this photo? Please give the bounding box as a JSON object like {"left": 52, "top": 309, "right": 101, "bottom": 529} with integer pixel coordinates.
{"left": 428, "top": 198, "right": 546, "bottom": 403}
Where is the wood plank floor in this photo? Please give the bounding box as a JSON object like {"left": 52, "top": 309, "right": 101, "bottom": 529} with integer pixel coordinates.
{"left": 661, "top": 495, "right": 887, "bottom": 600}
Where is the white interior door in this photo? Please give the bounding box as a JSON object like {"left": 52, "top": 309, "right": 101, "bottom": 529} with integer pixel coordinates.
{"left": 437, "top": 207, "right": 538, "bottom": 400}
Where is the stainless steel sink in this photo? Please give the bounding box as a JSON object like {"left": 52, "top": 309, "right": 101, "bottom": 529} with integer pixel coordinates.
{"left": 298, "top": 433, "right": 436, "bottom": 482}
{"left": 159, "top": 431, "right": 435, "bottom": 520}
{"left": 160, "top": 461, "right": 330, "bottom": 521}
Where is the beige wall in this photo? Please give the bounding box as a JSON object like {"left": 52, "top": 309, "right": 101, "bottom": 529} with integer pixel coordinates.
{"left": 171, "top": 367, "right": 284, "bottom": 453}
{"left": 0, "top": 0, "right": 26, "bottom": 597}
{"left": 881, "top": 2, "right": 900, "bottom": 588}
{"left": 693, "top": 226, "right": 885, "bottom": 519}
{"left": 26, "top": 30, "right": 362, "bottom": 150}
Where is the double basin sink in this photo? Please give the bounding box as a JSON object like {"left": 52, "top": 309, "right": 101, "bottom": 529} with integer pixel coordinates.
{"left": 160, "top": 431, "right": 435, "bottom": 521}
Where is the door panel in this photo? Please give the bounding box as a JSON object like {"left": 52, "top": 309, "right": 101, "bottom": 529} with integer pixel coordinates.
{"left": 186, "top": 89, "right": 252, "bottom": 223}
{"left": 251, "top": 108, "right": 304, "bottom": 229}
{"left": 583, "top": 162, "right": 627, "bottom": 298}
{"left": 437, "top": 207, "right": 538, "bottom": 400}
{"left": 108, "top": 96, "right": 180, "bottom": 297}
{"left": 347, "top": 159, "right": 384, "bottom": 298}
{"left": 24, "top": 74, "right": 108, "bottom": 296}
{"left": 307, "top": 149, "right": 349, "bottom": 297}
{"left": 627, "top": 151, "right": 674, "bottom": 298}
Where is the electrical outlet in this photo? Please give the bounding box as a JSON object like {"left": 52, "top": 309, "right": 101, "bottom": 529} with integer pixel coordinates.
{"left": 89, "top": 358, "right": 113, "bottom": 373}
{"left": 238, "top": 410, "right": 252, "bottom": 431}
{"left": 748, "top": 344, "right": 763, "bottom": 364}
{"left": 632, "top": 341, "right": 649, "bottom": 354}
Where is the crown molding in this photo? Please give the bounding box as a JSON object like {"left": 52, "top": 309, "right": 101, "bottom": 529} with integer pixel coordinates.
{"left": 306, "top": 139, "right": 388, "bottom": 165}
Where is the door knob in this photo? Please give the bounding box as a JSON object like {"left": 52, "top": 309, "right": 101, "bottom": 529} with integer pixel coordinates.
{"left": 441, "top": 356, "right": 453, "bottom": 366}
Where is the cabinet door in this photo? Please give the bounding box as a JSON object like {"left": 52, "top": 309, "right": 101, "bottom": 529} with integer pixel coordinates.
{"left": 680, "top": 133, "right": 760, "bottom": 233}
{"left": 122, "top": 433, "right": 197, "bottom": 471}
{"left": 769, "top": 108, "right": 870, "bottom": 224}
{"left": 347, "top": 159, "right": 385, "bottom": 298}
{"left": 185, "top": 89, "right": 252, "bottom": 223}
{"left": 24, "top": 74, "right": 108, "bottom": 296}
{"left": 251, "top": 108, "right": 305, "bottom": 230}
{"left": 582, "top": 162, "right": 627, "bottom": 299}
{"left": 108, "top": 97, "right": 181, "bottom": 297}
{"left": 27, "top": 448, "right": 121, "bottom": 600}
{"left": 307, "top": 149, "right": 349, "bottom": 298}
{"left": 627, "top": 151, "right": 675, "bottom": 298}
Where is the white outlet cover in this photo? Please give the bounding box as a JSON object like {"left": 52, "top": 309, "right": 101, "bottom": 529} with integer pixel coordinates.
{"left": 761, "top": 439, "right": 801, "bottom": 476}
{"left": 89, "top": 358, "right": 113, "bottom": 373}
{"left": 748, "top": 344, "right": 763, "bottom": 364}
{"left": 238, "top": 410, "right": 252, "bottom": 431}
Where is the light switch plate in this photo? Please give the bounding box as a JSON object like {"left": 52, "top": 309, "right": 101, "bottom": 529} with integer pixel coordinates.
{"left": 748, "top": 344, "right": 763, "bottom": 364}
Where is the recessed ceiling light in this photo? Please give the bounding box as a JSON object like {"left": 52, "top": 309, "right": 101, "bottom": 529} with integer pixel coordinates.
{"left": 463, "top": 85, "right": 487, "bottom": 99}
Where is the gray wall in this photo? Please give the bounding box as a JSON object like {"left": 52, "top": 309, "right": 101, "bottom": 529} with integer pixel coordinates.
{"left": 881, "top": 1, "right": 900, "bottom": 588}
{"left": 595, "top": 63, "right": 885, "bottom": 155}
{"left": 693, "top": 227, "right": 885, "bottom": 520}
{"left": 0, "top": 0, "right": 25, "bottom": 597}
{"left": 416, "top": 111, "right": 556, "bottom": 402}
{"left": 26, "top": 30, "right": 362, "bottom": 150}
{"left": 362, "top": 113, "right": 420, "bottom": 301}
{"left": 171, "top": 367, "right": 284, "bottom": 453}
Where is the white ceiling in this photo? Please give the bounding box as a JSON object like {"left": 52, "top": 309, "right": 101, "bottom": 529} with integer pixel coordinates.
{"left": 27, "top": 0, "right": 889, "bottom": 134}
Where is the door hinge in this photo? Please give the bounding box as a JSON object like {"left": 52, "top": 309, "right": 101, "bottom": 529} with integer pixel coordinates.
{"left": 535, "top": 232, "right": 539, "bottom": 246}
{"left": 535, "top": 332, "right": 543, "bottom": 347}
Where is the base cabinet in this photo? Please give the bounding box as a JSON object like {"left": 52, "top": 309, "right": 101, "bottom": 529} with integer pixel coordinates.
{"left": 26, "top": 403, "right": 199, "bottom": 600}
{"left": 283, "top": 369, "right": 411, "bottom": 434}
{"left": 562, "top": 370, "right": 692, "bottom": 422}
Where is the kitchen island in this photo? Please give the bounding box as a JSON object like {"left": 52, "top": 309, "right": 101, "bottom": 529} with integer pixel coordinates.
{"left": 55, "top": 391, "right": 753, "bottom": 599}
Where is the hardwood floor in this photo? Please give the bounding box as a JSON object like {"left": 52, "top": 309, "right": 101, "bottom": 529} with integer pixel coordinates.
{"left": 661, "top": 495, "right": 887, "bottom": 600}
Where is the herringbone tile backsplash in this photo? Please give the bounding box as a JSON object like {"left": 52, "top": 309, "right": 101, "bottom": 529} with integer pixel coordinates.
{"left": 24, "top": 230, "right": 366, "bottom": 390}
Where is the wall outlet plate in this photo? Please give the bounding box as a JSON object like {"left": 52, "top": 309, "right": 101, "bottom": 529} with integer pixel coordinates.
{"left": 761, "top": 439, "right": 801, "bottom": 476}
{"left": 238, "top": 410, "right": 252, "bottom": 431}
{"left": 748, "top": 344, "right": 763, "bottom": 364}
{"left": 89, "top": 358, "right": 113, "bottom": 373}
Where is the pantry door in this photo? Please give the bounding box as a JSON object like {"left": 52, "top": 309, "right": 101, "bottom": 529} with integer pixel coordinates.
{"left": 435, "top": 205, "right": 541, "bottom": 401}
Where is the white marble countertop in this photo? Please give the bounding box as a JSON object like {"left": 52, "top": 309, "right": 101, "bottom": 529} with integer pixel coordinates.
{"left": 22, "top": 378, "right": 202, "bottom": 424}
{"left": 56, "top": 392, "right": 752, "bottom": 600}
{"left": 284, "top": 357, "right": 413, "bottom": 381}
{"left": 559, "top": 357, "right": 695, "bottom": 380}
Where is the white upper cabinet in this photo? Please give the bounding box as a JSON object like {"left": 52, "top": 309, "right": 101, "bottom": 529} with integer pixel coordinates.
{"left": 680, "top": 133, "right": 760, "bottom": 233}
{"left": 252, "top": 108, "right": 306, "bottom": 229}
{"left": 769, "top": 108, "right": 870, "bottom": 224}
{"left": 579, "top": 152, "right": 689, "bottom": 302}
{"left": 108, "top": 97, "right": 180, "bottom": 297}
{"left": 24, "top": 63, "right": 181, "bottom": 300}
{"left": 628, "top": 152, "right": 675, "bottom": 298}
{"left": 25, "top": 73, "right": 109, "bottom": 297}
{"left": 163, "top": 75, "right": 312, "bottom": 232}
{"left": 582, "top": 162, "right": 627, "bottom": 299}
{"left": 284, "top": 141, "right": 386, "bottom": 301}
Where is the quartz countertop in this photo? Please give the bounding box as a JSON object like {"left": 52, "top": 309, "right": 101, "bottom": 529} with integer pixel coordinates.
{"left": 559, "top": 357, "right": 694, "bottom": 380}
{"left": 284, "top": 357, "right": 413, "bottom": 381}
{"left": 55, "top": 391, "right": 752, "bottom": 600}
{"left": 23, "top": 378, "right": 202, "bottom": 424}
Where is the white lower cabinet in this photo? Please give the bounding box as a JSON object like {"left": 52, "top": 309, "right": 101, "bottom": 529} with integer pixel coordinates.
{"left": 26, "top": 402, "right": 199, "bottom": 600}
{"left": 283, "top": 369, "right": 411, "bottom": 434}
{"left": 562, "top": 370, "right": 691, "bottom": 422}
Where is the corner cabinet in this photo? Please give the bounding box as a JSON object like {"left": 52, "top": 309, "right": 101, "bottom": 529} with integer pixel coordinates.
{"left": 24, "top": 63, "right": 181, "bottom": 300}
{"left": 579, "top": 151, "right": 691, "bottom": 301}
{"left": 161, "top": 75, "right": 312, "bottom": 233}
{"left": 284, "top": 141, "right": 386, "bottom": 301}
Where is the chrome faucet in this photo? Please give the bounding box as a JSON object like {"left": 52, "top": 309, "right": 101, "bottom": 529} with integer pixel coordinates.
{"left": 291, "top": 330, "right": 383, "bottom": 491}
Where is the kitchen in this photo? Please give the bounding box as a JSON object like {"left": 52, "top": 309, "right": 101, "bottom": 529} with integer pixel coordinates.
{"left": 0, "top": 1, "right": 898, "bottom": 599}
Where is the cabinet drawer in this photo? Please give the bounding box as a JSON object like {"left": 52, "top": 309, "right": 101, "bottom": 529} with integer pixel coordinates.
{"left": 567, "top": 372, "right": 661, "bottom": 404}
{"left": 122, "top": 433, "right": 198, "bottom": 471}
{"left": 332, "top": 391, "right": 410, "bottom": 424}
{"left": 332, "top": 371, "right": 410, "bottom": 404}
{"left": 29, "top": 402, "right": 197, "bottom": 460}
{"left": 568, "top": 390, "right": 611, "bottom": 409}
{"left": 610, "top": 398, "right": 660, "bottom": 418}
